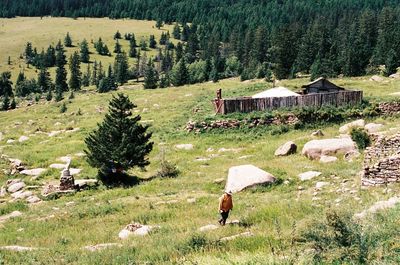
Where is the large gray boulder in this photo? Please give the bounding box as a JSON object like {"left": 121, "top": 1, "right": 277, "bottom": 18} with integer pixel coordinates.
{"left": 225, "top": 165, "right": 276, "bottom": 193}
{"left": 302, "top": 138, "right": 357, "bottom": 160}
{"left": 7, "top": 182, "right": 25, "bottom": 193}
{"left": 339, "top": 119, "right": 365, "bottom": 134}
{"left": 274, "top": 141, "right": 297, "bottom": 156}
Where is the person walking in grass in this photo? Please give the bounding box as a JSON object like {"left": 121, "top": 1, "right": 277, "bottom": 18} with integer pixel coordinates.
{"left": 218, "top": 190, "right": 233, "bottom": 225}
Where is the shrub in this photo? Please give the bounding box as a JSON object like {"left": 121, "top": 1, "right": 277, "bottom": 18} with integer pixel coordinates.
{"left": 60, "top": 102, "right": 67, "bottom": 113}
{"left": 350, "top": 128, "right": 371, "bottom": 150}
{"left": 157, "top": 160, "right": 179, "bottom": 178}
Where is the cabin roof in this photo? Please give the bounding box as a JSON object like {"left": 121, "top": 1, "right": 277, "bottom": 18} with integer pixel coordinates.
{"left": 252, "top": 87, "right": 300, "bottom": 98}
{"left": 301, "top": 77, "right": 345, "bottom": 90}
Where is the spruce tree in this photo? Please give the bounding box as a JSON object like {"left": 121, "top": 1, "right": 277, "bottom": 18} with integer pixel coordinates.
{"left": 129, "top": 38, "right": 137, "bottom": 58}
{"left": 25, "top": 42, "right": 34, "bottom": 64}
{"left": 384, "top": 49, "right": 398, "bottom": 77}
{"left": 80, "top": 39, "right": 90, "bottom": 63}
{"left": 114, "top": 52, "right": 129, "bottom": 85}
{"left": 0, "top": 72, "right": 13, "bottom": 97}
{"left": 64, "top": 32, "right": 73, "bottom": 47}
{"left": 37, "top": 68, "right": 52, "bottom": 93}
{"left": 10, "top": 97, "right": 16, "bottom": 109}
{"left": 55, "top": 41, "right": 68, "bottom": 92}
{"left": 85, "top": 93, "right": 153, "bottom": 182}
{"left": 155, "top": 19, "right": 163, "bottom": 29}
{"left": 173, "top": 23, "right": 181, "bottom": 39}
{"left": 171, "top": 59, "right": 189, "bottom": 86}
{"left": 144, "top": 60, "right": 159, "bottom": 89}
{"left": 114, "top": 30, "right": 122, "bottom": 39}
{"left": 1, "top": 95, "right": 10, "bottom": 111}
{"left": 114, "top": 40, "right": 122, "bottom": 54}
{"left": 149, "top": 35, "right": 157, "bottom": 49}
{"left": 69, "top": 51, "right": 81, "bottom": 91}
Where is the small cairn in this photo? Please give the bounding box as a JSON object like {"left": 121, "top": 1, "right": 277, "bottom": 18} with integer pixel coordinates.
{"left": 59, "top": 159, "right": 75, "bottom": 190}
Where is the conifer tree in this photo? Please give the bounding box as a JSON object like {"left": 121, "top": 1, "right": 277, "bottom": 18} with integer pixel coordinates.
{"left": 64, "top": 32, "right": 73, "bottom": 47}
{"left": 171, "top": 59, "right": 189, "bottom": 86}
{"left": 0, "top": 72, "right": 13, "bottom": 97}
{"left": 181, "top": 24, "right": 190, "bottom": 41}
{"left": 85, "top": 93, "right": 153, "bottom": 182}
{"left": 140, "top": 39, "right": 147, "bottom": 51}
{"left": 114, "top": 40, "right": 122, "bottom": 54}
{"left": 114, "top": 30, "right": 122, "bottom": 39}
{"left": 80, "top": 39, "right": 90, "bottom": 63}
{"left": 55, "top": 41, "right": 68, "bottom": 93}
{"left": 114, "top": 52, "right": 129, "bottom": 84}
{"left": 155, "top": 19, "right": 163, "bottom": 29}
{"left": 25, "top": 42, "right": 34, "bottom": 64}
{"left": 144, "top": 60, "right": 159, "bottom": 89}
{"left": 129, "top": 38, "right": 137, "bottom": 58}
{"left": 1, "top": 95, "right": 10, "bottom": 111}
{"left": 69, "top": 51, "right": 81, "bottom": 91}
{"left": 384, "top": 49, "right": 398, "bottom": 77}
{"left": 173, "top": 23, "right": 181, "bottom": 39}
{"left": 149, "top": 35, "right": 157, "bottom": 49}
{"left": 37, "top": 68, "right": 52, "bottom": 93}
{"left": 10, "top": 97, "right": 16, "bottom": 109}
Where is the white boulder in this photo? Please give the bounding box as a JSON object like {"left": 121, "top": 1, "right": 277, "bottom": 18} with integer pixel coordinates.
{"left": 119, "top": 223, "right": 159, "bottom": 239}
{"left": 7, "top": 182, "right": 25, "bottom": 193}
{"left": 319, "top": 155, "right": 338, "bottom": 163}
{"left": 370, "top": 75, "right": 384, "bottom": 82}
{"left": 302, "top": 138, "right": 357, "bottom": 160}
{"left": 274, "top": 141, "right": 297, "bottom": 156}
{"left": 175, "top": 144, "right": 194, "bottom": 150}
{"left": 199, "top": 224, "right": 219, "bottom": 232}
{"left": 49, "top": 164, "right": 66, "bottom": 169}
{"left": 11, "top": 190, "right": 32, "bottom": 199}
{"left": 355, "top": 197, "right": 400, "bottom": 219}
{"left": 18, "top": 136, "right": 29, "bottom": 143}
{"left": 315, "top": 182, "right": 330, "bottom": 189}
{"left": 364, "top": 123, "right": 384, "bottom": 133}
{"left": 298, "top": 171, "right": 321, "bottom": 181}
{"left": 225, "top": 165, "right": 276, "bottom": 193}
{"left": 339, "top": 119, "right": 365, "bottom": 134}
{"left": 0, "top": 211, "right": 22, "bottom": 223}
{"left": 20, "top": 168, "right": 46, "bottom": 177}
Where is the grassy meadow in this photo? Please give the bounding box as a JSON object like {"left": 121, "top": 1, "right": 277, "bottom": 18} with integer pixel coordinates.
{"left": 0, "top": 17, "right": 400, "bottom": 264}
{"left": 0, "top": 17, "right": 174, "bottom": 83}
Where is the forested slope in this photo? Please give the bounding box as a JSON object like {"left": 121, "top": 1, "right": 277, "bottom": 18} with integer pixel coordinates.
{"left": 1, "top": 0, "right": 400, "bottom": 80}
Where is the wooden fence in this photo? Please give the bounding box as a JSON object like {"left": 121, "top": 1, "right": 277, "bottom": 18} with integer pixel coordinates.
{"left": 213, "top": 90, "right": 363, "bottom": 114}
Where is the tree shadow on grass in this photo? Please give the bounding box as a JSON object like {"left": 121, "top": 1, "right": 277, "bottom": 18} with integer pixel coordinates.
{"left": 98, "top": 172, "right": 141, "bottom": 188}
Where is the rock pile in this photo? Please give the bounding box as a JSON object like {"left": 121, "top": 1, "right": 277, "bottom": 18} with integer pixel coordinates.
{"left": 185, "top": 115, "right": 298, "bottom": 132}
{"left": 378, "top": 102, "right": 400, "bottom": 115}
{"left": 363, "top": 134, "right": 400, "bottom": 186}
{"left": 2, "top": 179, "right": 42, "bottom": 204}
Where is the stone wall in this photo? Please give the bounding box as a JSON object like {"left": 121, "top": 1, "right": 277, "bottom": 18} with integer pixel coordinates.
{"left": 363, "top": 134, "right": 400, "bottom": 186}
{"left": 378, "top": 102, "right": 400, "bottom": 115}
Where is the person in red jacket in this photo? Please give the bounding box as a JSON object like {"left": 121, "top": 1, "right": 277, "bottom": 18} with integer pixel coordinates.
{"left": 218, "top": 190, "right": 233, "bottom": 225}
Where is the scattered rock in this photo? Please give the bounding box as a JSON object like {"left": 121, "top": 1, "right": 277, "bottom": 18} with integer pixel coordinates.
{"left": 119, "top": 223, "right": 160, "bottom": 239}
{"left": 355, "top": 197, "right": 400, "bottom": 218}
{"left": 298, "top": 171, "right": 321, "bottom": 181}
{"left": 49, "top": 164, "right": 66, "bottom": 169}
{"left": 364, "top": 123, "right": 384, "bottom": 133}
{"left": 0, "top": 211, "right": 22, "bottom": 223}
{"left": 58, "top": 156, "right": 72, "bottom": 163}
{"left": 6, "top": 139, "right": 15, "bottom": 144}
{"left": 238, "top": 155, "right": 254, "bottom": 159}
{"left": 339, "top": 119, "right": 365, "bottom": 134}
{"left": 83, "top": 243, "right": 123, "bottom": 252}
{"left": 311, "top": 130, "right": 324, "bottom": 137}
{"left": 48, "top": 131, "right": 62, "bottom": 137}
{"left": 75, "top": 152, "right": 86, "bottom": 157}
{"left": 370, "top": 75, "right": 384, "bottom": 82}
{"left": 175, "top": 144, "right": 194, "bottom": 150}
{"left": 274, "top": 141, "right": 297, "bottom": 156}
{"left": 26, "top": 196, "right": 41, "bottom": 204}
{"left": 389, "top": 73, "right": 399, "bottom": 79}
{"left": 11, "top": 190, "right": 32, "bottom": 199}
{"left": 0, "top": 186, "right": 6, "bottom": 197}
{"left": 7, "top": 182, "right": 25, "bottom": 193}
{"left": 220, "top": 231, "right": 254, "bottom": 242}
{"left": 54, "top": 122, "right": 62, "bottom": 126}
{"left": 20, "top": 168, "right": 46, "bottom": 177}
{"left": 302, "top": 138, "right": 356, "bottom": 160}
{"left": 187, "top": 198, "right": 196, "bottom": 203}
{"left": 0, "top": 246, "right": 39, "bottom": 251}
{"left": 75, "top": 179, "right": 98, "bottom": 189}
{"left": 315, "top": 182, "right": 330, "bottom": 189}
{"left": 199, "top": 224, "right": 219, "bottom": 232}
{"left": 319, "top": 155, "right": 338, "bottom": 163}
{"left": 218, "top": 148, "right": 243, "bottom": 153}
{"left": 213, "top": 178, "right": 225, "bottom": 184}
{"left": 195, "top": 157, "right": 210, "bottom": 162}
{"left": 344, "top": 150, "right": 361, "bottom": 161}
{"left": 18, "top": 136, "right": 29, "bottom": 143}
{"left": 225, "top": 165, "right": 276, "bottom": 193}
{"left": 68, "top": 168, "right": 82, "bottom": 175}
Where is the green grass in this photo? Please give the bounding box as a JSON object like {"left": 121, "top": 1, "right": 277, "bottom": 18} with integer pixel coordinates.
{"left": 1, "top": 17, "right": 400, "bottom": 264}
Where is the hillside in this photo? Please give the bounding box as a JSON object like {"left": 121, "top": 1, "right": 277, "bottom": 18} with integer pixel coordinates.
{"left": 1, "top": 71, "right": 400, "bottom": 263}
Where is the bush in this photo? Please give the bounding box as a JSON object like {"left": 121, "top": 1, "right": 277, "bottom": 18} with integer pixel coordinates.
{"left": 350, "top": 128, "right": 371, "bottom": 150}
{"left": 60, "top": 102, "right": 67, "bottom": 113}
{"left": 156, "top": 160, "right": 179, "bottom": 178}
